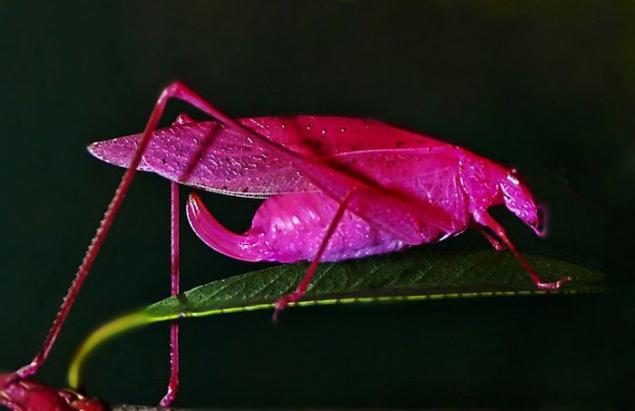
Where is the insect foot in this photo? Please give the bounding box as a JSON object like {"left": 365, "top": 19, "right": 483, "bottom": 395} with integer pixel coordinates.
{"left": 272, "top": 292, "right": 303, "bottom": 322}
{"left": 536, "top": 276, "right": 573, "bottom": 290}
{"left": 0, "top": 373, "right": 105, "bottom": 411}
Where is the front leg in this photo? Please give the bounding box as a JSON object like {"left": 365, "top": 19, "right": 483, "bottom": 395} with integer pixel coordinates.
{"left": 473, "top": 210, "right": 571, "bottom": 290}
{"left": 479, "top": 226, "right": 506, "bottom": 251}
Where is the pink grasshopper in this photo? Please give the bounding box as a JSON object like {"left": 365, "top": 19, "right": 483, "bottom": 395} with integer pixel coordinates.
{"left": 2, "top": 82, "right": 570, "bottom": 409}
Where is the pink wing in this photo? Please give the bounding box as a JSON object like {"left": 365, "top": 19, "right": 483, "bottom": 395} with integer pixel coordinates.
{"left": 242, "top": 116, "right": 446, "bottom": 155}
{"left": 88, "top": 116, "right": 451, "bottom": 198}
{"left": 88, "top": 120, "right": 304, "bottom": 198}
{"left": 330, "top": 148, "right": 470, "bottom": 225}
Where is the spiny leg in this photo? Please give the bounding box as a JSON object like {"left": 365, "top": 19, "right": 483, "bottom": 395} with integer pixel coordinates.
{"left": 158, "top": 114, "right": 194, "bottom": 407}
{"left": 13, "top": 85, "right": 209, "bottom": 383}
{"left": 273, "top": 190, "right": 354, "bottom": 321}
{"left": 475, "top": 211, "right": 571, "bottom": 290}
{"left": 160, "top": 181, "right": 181, "bottom": 407}
{"left": 139, "top": 82, "right": 443, "bottom": 246}
{"left": 10, "top": 80, "right": 426, "bottom": 397}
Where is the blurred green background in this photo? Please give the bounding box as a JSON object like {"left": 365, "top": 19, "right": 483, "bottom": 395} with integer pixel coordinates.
{"left": 0, "top": 1, "right": 633, "bottom": 409}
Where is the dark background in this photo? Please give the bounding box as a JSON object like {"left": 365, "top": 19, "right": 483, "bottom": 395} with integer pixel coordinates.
{"left": 0, "top": 1, "right": 633, "bottom": 409}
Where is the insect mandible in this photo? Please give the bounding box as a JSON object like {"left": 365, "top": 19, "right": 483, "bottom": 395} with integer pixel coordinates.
{"left": 4, "top": 82, "right": 571, "bottom": 408}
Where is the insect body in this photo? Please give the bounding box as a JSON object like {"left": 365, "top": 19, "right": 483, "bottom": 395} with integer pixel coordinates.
{"left": 89, "top": 115, "right": 558, "bottom": 280}
{"left": 5, "top": 83, "right": 570, "bottom": 408}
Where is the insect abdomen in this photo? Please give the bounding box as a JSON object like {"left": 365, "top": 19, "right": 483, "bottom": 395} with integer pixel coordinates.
{"left": 248, "top": 192, "right": 409, "bottom": 262}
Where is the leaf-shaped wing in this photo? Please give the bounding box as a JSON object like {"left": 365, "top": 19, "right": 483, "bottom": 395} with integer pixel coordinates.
{"left": 88, "top": 116, "right": 451, "bottom": 198}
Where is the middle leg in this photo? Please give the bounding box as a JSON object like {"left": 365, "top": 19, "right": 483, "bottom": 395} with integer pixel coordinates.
{"left": 273, "top": 190, "right": 354, "bottom": 321}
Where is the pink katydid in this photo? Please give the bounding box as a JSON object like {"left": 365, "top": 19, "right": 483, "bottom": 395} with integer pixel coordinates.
{"left": 2, "top": 82, "right": 570, "bottom": 408}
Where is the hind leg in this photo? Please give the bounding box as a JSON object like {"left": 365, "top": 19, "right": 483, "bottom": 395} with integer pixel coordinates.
{"left": 158, "top": 114, "right": 195, "bottom": 407}
{"left": 14, "top": 85, "right": 214, "bottom": 383}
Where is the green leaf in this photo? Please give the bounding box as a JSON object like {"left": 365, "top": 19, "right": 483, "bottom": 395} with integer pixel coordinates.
{"left": 67, "top": 249, "right": 604, "bottom": 388}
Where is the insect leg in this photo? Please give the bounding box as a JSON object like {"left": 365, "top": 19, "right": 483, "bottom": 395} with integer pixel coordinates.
{"left": 160, "top": 181, "right": 181, "bottom": 407}
{"left": 158, "top": 114, "right": 194, "bottom": 407}
{"left": 474, "top": 211, "right": 571, "bottom": 290}
{"left": 143, "top": 82, "right": 451, "bottom": 245}
{"left": 479, "top": 227, "right": 506, "bottom": 251}
{"left": 14, "top": 86, "right": 209, "bottom": 382}
{"left": 272, "top": 190, "right": 354, "bottom": 321}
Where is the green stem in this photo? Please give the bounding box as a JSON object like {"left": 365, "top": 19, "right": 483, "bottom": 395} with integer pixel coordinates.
{"left": 67, "top": 312, "right": 152, "bottom": 389}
